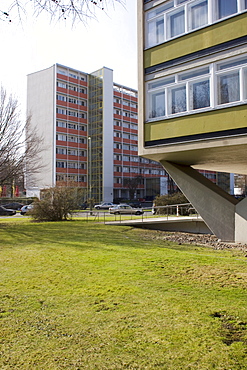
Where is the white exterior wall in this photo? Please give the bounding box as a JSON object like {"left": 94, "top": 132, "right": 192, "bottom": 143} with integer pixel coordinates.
{"left": 26, "top": 65, "right": 56, "bottom": 196}
{"left": 102, "top": 67, "right": 114, "bottom": 202}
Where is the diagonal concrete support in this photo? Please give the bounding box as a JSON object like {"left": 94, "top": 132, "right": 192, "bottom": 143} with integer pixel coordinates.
{"left": 235, "top": 197, "right": 247, "bottom": 243}
{"left": 161, "top": 161, "right": 239, "bottom": 242}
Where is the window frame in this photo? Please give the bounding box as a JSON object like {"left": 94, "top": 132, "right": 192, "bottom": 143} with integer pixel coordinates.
{"left": 146, "top": 54, "right": 247, "bottom": 122}
{"left": 145, "top": 0, "right": 247, "bottom": 49}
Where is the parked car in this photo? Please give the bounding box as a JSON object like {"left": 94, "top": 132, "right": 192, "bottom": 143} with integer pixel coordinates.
{"left": 94, "top": 202, "right": 115, "bottom": 210}
{"left": 109, "top": 204, "right": 144, "bottom": 215}
{"left": 0, "top": 205, "right": 16, "bottom": 216}
{"left": 3, "top": 202, "right": 24, "bottom": 210}
{"left": 80, "top": 201, "right": 88, "bottom": 210}
{"left": 20, "top": 204, "right": 33, "bottom": 215}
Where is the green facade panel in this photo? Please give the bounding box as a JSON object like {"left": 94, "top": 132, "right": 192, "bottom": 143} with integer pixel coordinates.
{"left": 144, "top": 13, "right": 247, "bottom": 69}
{"left": 145, "top": 105, "right": 247, "bottom": 142}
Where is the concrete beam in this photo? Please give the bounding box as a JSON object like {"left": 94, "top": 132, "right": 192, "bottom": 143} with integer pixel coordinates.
{"left": 161, "top": 161, "right": 238, "bottom": 241}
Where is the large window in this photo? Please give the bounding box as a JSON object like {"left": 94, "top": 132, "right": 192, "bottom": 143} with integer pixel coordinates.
{"left": 217, "top": 0, "right": 237, "bottom": 19}
{"left": 146, "top": 0, "right": 246, "bottom": 48}
{"left": 146, "top": 55, "right": 247, "bottom": 121}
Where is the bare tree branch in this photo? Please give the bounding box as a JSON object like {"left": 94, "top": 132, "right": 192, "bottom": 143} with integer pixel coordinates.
{"left": 0, "top": 86, "right": 44, "bottom": 188}
{"left": 0, "top": 0, "right": 124, "bottom": 23}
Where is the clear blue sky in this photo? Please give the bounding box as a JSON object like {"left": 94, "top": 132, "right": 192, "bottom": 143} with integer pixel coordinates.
{"left": 0, "top": 0, "right": 137, "bottom": 110}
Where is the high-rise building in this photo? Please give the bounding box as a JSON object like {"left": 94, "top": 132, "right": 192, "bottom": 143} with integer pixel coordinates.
{"left": 138, "top": 0, "right": 247, "bottom": 242}
{"left": 26, "top": 64, "right": 167, "bottom": 203}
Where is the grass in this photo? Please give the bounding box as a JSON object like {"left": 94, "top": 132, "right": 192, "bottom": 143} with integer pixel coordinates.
{"left": 1, "top": 218, "right": 247, "bottom": 369}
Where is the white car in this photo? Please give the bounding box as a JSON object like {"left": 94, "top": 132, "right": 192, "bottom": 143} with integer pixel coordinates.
{"left": 109, "top": 204, "right": 144, "bottom": 215}
{"left": 20, "top": 204, "right": 33, "bottom": 215}
{"left": 94, "top": 202, "right": 115, "bottom": 210}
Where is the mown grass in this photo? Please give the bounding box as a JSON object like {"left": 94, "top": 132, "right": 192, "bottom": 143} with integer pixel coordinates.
{"left": 1, "top": 218, "right": 247, "bottom": 369}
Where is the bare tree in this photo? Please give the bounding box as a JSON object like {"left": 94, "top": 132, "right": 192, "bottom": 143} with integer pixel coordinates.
{"left": 0, "top": 86, "right": 44, "bottom": 190}
{"left": 0, "top": 0, "right": 124, "bottom": 23}
{"left": 123, "top": 175, "right": 143, "bottom": 200}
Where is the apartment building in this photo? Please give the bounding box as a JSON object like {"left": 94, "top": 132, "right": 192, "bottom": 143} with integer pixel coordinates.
{"left": 26, "top": 64, "right": 167, "bottom": 203}
{"left": 138, "top": 0, "right": 247, "bottom": 242}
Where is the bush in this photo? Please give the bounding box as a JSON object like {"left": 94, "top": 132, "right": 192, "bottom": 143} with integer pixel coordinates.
{"left": 153, "top": 192, "right": 189, "bottom": 215}
{"left": 30, "top": 187, "right": 79, "bottom": 221}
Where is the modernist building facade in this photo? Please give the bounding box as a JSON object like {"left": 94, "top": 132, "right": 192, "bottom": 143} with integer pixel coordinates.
{"left": 138, "top": 0, "right": 247, "bottom": 242}
{"left": 26, "top": 64, "right": 169, "bottom": 203}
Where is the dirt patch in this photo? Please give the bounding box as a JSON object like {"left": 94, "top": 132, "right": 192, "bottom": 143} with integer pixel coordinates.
{"left": 146, "top": 230, "right": 247, "bottom": 254}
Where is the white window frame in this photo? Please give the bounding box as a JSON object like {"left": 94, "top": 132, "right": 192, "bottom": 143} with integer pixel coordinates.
{"left": 146, "top": 54, "right": 247, "bottom": 121}
{"left": 145, "top": 0, "right": 247, "bottom": 48}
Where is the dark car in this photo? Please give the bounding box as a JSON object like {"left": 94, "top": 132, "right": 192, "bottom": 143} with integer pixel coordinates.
{"left": 3, "top": 202, "right": 24, "bottom": 210}
{"left": 0, "top": 206, "right": 16, "bottom": 216}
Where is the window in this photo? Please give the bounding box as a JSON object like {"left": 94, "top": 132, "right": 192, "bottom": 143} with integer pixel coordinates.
{"left": 218, "top": 72, "right": 240, "bottom": 104}
{"left": 114, "top": 166, "right": 122, "bottom": 172}
{"left": 188, "top": 0, "right": 208, "bottom": 30}
{"left": 69, "top": 72, "right": 77, "bottom": 79}
{"left": 123, "top": 167, "right": 129, "bottom": 173}
{"left": 190, "top": 79, "right": 210, "bottom": 109}
{"left": 79, "top": 163, "right": 86, "bottom": 169}
{"left": 132, "top": 156, "right": 139, "bottom": 162}
{"left": 57, "top": 108, "right": 66, "bottom": 115}
{"left": 168, "top": 9, "right": 185, "bottom": 38}
{"left": 68, "top": 149, "right": 77, "bottom": 156}
{"left": 56, "top": 161, "right": 66, "bottom": 168}
{"left": 170, "top": 85, "right": 187, "bottom": 114}
{"left": 78, "top": 137, "right": 85, "bottom": 144}
{"left": 123, "top": 133, "right": 130, "bottom": 139}
{"left": 57, "top": 82, "right": 66, "bottom": 88}
{"left": 58, "top": 69, "right": 67, "bottom": 76}
{"left": 57, "top": 95, "right": 66, "bottom": 101}
{"left": 114, "top": 143, "right": 122, "bottom": 149}
{"left": 123, "top": 144, "right": 130, "bottom": 150}
{"left": 114, "top": 177, "right": 122, "bottom": 184}
{"left": 123, "top": 156, "right": 130, "bottom": 161}
{"left": 146, "top": 0, "right": 246, "bottom": 48}
{"left": 56, "top": 134, "right": 67, "bottom": 141}
{"left": 56, "top": 147, "right": 67, "bottom": 155}
{"left": 68, "top": 162, "right": 77, "bottom": 169}
{"left": 217, "top": 0, "right": 237, "bottom": 19}
{"left": 130, "top": 134, "right": 138, "bottom": 140}
{"left": 56, "top": 121, "right": 66, "bottom": 128}
{"left": 79, "top": 150, "right": 85, "bottom": 156}
{"left": 146, "top": 54, "right": 247, "bottom": 121}
{"left": 150, "top": 91, "right": 165, "bottom": 118}
{"left": 68, "top": 136, "right": 76, "bottom": 142}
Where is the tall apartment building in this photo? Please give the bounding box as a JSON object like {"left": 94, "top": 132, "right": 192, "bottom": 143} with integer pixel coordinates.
{"left": 138, "top": 0, "right": 247, "bottom": 242}
{"left": 26, "top": 64, "right": 167, "bottom": 203}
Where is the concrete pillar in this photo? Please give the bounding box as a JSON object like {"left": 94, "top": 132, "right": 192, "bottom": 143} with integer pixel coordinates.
{"left": 235, "top": 197, "right": 247, "bottom": 243}
{"left": 160, "top": 161, "right": 239, "bottom": 242}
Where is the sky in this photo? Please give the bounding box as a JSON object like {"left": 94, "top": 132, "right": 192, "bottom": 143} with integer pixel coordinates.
{"left": 0, "top": 0, "right": 137, "bottom": 111}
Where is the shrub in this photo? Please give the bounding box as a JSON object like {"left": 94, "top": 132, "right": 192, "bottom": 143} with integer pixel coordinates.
{"left": 30, "top": 186, "right": 79, "bottom": 221}
{"left": 153, "top": 192, "right": 189, "bottom": 215}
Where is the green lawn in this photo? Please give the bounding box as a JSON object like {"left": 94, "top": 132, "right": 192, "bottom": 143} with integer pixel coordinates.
{"left": 1, "top": 218, "right": 247, "bottom": 369}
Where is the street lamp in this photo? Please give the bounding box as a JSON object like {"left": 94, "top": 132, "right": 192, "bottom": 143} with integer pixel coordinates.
{"left": 88, "top": 136, "right": 93, "bottom": 215}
